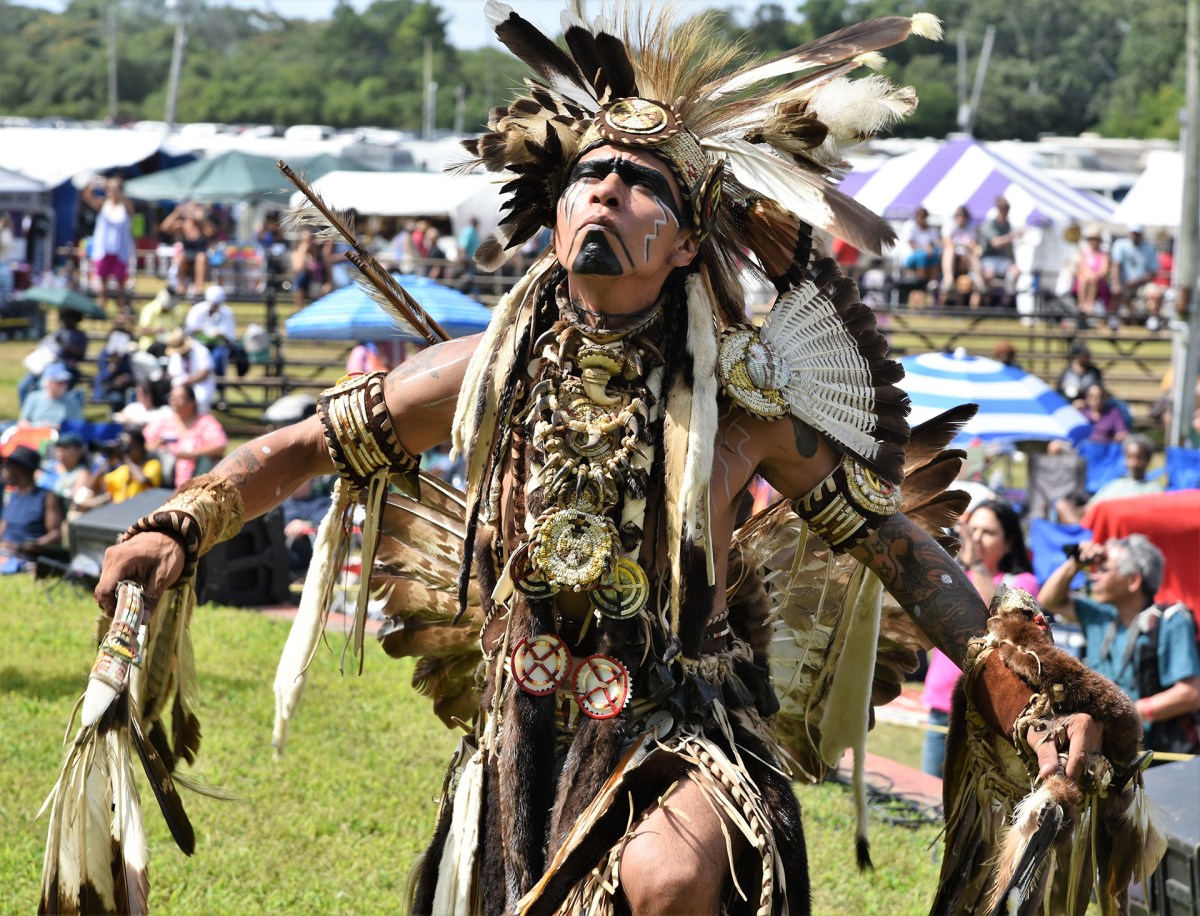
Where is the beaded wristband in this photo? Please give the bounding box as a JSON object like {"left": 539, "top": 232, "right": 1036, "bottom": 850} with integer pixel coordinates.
{"left": 792, "top": 453, "right": 902, "bottom": 553}
{"left": 317, "top": 371, "right": 418, "bottom": 489}
{"left": 119, "top": 472, "right": 246, "bottom": 583}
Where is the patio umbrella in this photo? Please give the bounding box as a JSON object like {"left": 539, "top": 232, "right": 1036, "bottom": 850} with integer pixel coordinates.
{"left": 899, "top": 349, "right": 1089, "bottom": 446}
{"left": 17, "top": 285, "right": 106, "bottom": 319}
{"left": 285, "top": 275, "right": 492, "bottom": 342}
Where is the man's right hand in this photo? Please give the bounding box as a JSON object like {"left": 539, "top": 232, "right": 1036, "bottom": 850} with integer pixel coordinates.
{"left": 95, "top": 532, "right": 185, "bottom": 614}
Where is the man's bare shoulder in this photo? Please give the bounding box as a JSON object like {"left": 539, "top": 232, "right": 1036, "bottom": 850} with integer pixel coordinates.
{"left": 716, "top": 404, "right": 839, "bottom": 500}
{"left": 384, "top": 332, "right": 482, "bottom": 454}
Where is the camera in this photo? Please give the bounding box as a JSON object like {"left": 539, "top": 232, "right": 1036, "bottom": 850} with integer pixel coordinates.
{"left": 1063, "top": 543, "right": 1082, "bottom": 561}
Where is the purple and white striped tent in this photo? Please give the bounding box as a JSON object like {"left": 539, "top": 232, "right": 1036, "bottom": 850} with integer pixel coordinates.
{"left": 839, "top": 136, "right": 1115, "bottom": 229}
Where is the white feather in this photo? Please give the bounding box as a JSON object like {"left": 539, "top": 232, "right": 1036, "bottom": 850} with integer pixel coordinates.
{"left": 273, "top": 482, "right": 351, "bottom": 756}
{"left": 911, "top": 13, "right": 944, "bottom": 41}
{"left": 701, "top": 137, "right": 836, "bottom": 232}
{"left": 805, "top": 75, "right": 918, "bottom": 143}
{"left": 680, "top": 274, "right": 720, "bottom": 575}
{"left": 1125, "top": 785, "right": 1169, "bottom": 881}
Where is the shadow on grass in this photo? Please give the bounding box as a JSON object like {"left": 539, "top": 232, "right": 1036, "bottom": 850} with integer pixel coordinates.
{"left": 0, "top": 666, "right": 86, "bottom": 701}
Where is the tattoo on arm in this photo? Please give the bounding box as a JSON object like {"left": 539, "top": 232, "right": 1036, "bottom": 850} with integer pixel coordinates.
{"left": 387, "top": 346, "right": 439, "bottom": 390}
{"left": 790, "top": 417, "right": 817, "bottom": 458}
{"left": 854, "top": 513, "right": 988, "bottom": 666}
{"left": 219, "top": 445, "right": 264, "bottom": 487}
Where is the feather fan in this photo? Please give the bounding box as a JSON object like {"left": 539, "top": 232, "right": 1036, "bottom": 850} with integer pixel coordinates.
{"left": 759, "top": 257, "right": 909, "bottom": 484}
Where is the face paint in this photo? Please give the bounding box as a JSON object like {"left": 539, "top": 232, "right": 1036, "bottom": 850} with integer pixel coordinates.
{"left": 565, "top": 157, "right": 683, "bottom": 221}
{"left": 572, "top": 229, "right": 623, "bottom": 276}
{"left": 553, "top": 146, "right": 693, "bottom": 284}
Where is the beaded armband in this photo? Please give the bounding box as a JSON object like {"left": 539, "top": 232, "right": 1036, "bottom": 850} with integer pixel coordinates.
{"left": 317, "top": 371, "right": 418, "bottom": 489}
{"left": 792, "top": 453, "right": 901, "bottom": 552}
{"left": 120, "top": 472, "right": 246, "bottom": 583}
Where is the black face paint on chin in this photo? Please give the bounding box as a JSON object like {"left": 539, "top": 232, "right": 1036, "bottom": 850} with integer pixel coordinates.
{"left": 572, "top": 229, "right": 624, "bottom": 276}
{"left": 567, "top": 156, "right": 684, "bottom": 221}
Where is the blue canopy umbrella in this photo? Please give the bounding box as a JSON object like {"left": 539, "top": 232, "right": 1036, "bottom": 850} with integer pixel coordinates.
{"left": 899, "top": 349, "right": 1089, "bottom": 446}
{"left": 285, "top": 275, "right": 493, "bottom": 342}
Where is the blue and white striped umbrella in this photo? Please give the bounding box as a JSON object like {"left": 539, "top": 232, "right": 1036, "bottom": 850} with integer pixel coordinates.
{"left": 898, "top": 350, "right": 1089, "bottom": 446}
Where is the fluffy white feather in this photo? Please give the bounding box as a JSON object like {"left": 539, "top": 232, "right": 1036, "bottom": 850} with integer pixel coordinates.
{"left": 805, "top": 75, "right": 918, "bottom": 144}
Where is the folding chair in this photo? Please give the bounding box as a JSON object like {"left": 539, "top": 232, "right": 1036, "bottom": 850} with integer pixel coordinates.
{"left": 1166, "top": 446, "right": 1200, "bottom": 491}
{"left": 1024, "top": 451, "right": 1087, "bottom": 521}
{"left": 1075, "top": 440, "right": 1125, "bottom": 495}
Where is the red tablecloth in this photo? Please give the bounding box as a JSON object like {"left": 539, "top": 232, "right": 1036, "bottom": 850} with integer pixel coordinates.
{"left": 1081, "top": 490, "right": 1200, "bottom": 612}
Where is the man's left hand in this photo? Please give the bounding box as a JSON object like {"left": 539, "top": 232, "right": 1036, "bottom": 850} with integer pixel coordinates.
{"left": 1028, "top": 712, "right": 1103, "bottom": 781}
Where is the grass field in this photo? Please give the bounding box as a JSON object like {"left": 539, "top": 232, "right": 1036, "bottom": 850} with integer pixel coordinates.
{"left": 1, "top": 574, "right": 949, "bottom": 914}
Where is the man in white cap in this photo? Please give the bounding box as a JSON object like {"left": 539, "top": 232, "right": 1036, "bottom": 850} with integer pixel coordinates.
{"left": 164, "top": 328, "right": 216, "bottom": 414}
{"left": 184, "top": 284, "right": 238, "bottom": 377}
{"left": 1110, "top": 225, "right": 1161, "bottom": 328}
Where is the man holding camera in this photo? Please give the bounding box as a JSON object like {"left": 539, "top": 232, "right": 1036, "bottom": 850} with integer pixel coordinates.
{"left": 1041, "top": 534, "right": 1200, "bottom": 754}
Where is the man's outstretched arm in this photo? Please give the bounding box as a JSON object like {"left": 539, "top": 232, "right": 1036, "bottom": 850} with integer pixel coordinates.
{"left": 94, "top": 333, "right": 482, "bottom": 612}
{"left": 852, "top": 514, "right": 1102, "bottom": 781}
{"left": 851, "top": 512, "right": 987, "bottom": 666}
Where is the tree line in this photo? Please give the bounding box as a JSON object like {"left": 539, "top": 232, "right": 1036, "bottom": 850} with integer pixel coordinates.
{"left": 0, "top": 0, "right": 1185, "bottom": 142}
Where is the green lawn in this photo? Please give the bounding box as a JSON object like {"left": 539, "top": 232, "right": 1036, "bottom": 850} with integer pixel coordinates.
{"left": 2, "top": 574, "right": 947, "bottom": 914}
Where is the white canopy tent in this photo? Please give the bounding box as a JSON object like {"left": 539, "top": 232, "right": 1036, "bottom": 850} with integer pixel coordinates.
{"left": 0, "top": 166, "right": 47, "bottom": 209}
{"left": 290, "top": 170, "right": 503, "bottom": 237}
{"left": 1111, "top": 150, "right": 1190, "bottom": 231}
{"left": 0, "top": 127, "right": 169, "bottom": 188}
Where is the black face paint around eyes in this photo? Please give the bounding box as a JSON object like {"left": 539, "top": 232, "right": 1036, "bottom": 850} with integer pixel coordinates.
{"left": 568, "top": 157, "right": 682, "bottom": 220}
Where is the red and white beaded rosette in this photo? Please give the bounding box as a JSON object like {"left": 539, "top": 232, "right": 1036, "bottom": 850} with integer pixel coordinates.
{"left": 572, "top": 654, "right": 630, "bottom": 720}
{"left": 510, "top": 634, "right": 572, "bottom": 697}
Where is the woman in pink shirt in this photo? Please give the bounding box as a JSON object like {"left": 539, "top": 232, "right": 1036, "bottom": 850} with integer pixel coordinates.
{"left": 144, "top": 383, "right": 228, "bottom": 486}
{"left": 922, "top": 499, "right": 1040, "bottom": 776}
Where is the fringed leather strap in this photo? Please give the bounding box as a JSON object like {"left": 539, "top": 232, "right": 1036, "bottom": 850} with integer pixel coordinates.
{"left": 120, "top": 472, "right": 246, "bottom": 583}
{"left": 792, "top": 453, "right": 901, "bottom": 553}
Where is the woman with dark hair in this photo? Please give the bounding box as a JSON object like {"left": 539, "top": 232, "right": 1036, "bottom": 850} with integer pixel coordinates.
{"left": 922, "top": 498, "right": 1039, "bottom": 776}
{"left": 143, "top": 383, "right": 227, "bottom": 485}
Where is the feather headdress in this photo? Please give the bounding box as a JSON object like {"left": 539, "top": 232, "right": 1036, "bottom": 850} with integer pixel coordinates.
{"left": 463, "top": 1, "right": 941, "bottom": 278}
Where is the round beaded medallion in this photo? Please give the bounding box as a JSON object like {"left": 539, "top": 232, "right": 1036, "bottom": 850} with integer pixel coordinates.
{"left": 573, "top": 654, "right": 631, "bottom": 719}
{"left": 842, "top": 453, "right": 901, "bottom": 515}
{"left": 529, "top": 508, "right": 617, "bottom": 591}
{"left": 591, "top": 557, "right": 650, "bottom": 619}
{"left": 717, "top": 328, "right": 789, "bottom": 419}
{"left": 510, "top": 634, "right": 572, "bottom": 696}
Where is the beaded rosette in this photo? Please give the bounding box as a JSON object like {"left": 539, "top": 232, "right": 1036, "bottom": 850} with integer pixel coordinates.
{"left": 717, "top": 327, "right": 790, "bottom": 420}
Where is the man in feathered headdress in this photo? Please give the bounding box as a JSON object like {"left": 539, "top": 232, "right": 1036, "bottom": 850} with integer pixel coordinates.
{"left": 85, "top": 4, "right": 1155, "bottom": 914}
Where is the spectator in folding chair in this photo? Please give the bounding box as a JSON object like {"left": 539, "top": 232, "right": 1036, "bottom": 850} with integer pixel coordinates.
{"left": 18, "top": 364, "right": 82, "bottom": 429}
{"left": 0, "top": 444, "right": 63, "bottom": 573}
{"left": 1080, "top": 383, "right": 1128, "bottom": 445}
{"left": 1057, "top": 435, "right": 1164, "bottom": 524}
{"left": 38, "top": 431, "right": 91, "bottom": 513}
